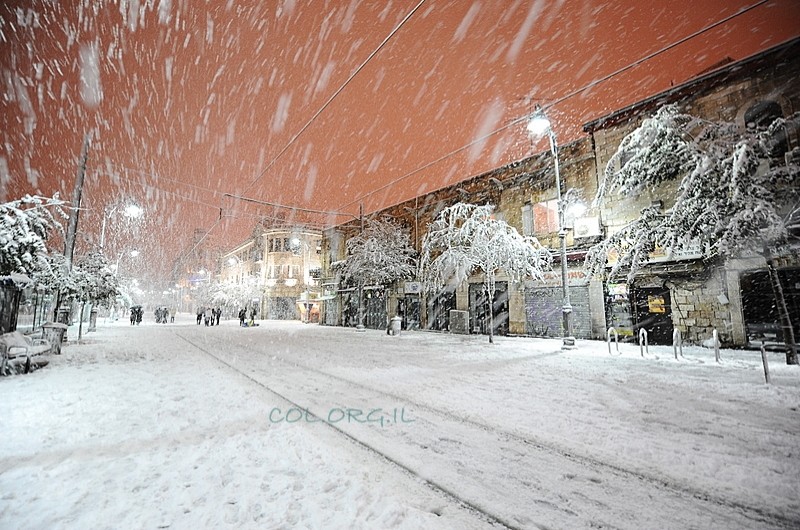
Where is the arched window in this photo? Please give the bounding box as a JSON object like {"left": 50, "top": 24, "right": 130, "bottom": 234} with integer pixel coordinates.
{"left": 744, "top": 100, "right": 788, "bottom": 158}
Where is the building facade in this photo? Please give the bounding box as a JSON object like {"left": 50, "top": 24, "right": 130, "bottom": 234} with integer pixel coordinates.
{"left": 220, "top": 227, "right": 323, "bottom": 322}
{"left": 584, "top": 38, "right": 800, "bottom": 347}
{"left": 321, "top": 38, "right": 800, "bottom": 347}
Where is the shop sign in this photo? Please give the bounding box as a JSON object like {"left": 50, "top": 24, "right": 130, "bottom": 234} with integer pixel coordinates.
{"left": 404, "top": 281, "right": 422, "bottom": 294}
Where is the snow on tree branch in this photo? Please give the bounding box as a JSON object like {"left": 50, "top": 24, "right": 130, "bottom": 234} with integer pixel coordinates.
{"left": 421, "top": 203, "right": 552, "bottom": 290}
{"left": 0, "top": 194, "right": 67, "bottom": 276}
{"left": 587, "top": 105, "right": 799, "bottom": 281}
{"left": 208, "top": 276, "right": 263, "bottom": 309}
{"left": 336, "top": 218, "right": 417, "bottom": 287}
{"left": 72, "top": 252, "right": 121, "bottom": 306}
{"left": 421, "top": 202, "right": 551, "bottom": 343}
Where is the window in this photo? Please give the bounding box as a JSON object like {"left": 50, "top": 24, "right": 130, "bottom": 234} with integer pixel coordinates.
{"left": 283, "top": 238, "right": 291, "bottom": 252}
{"left": 290, "top": 238, "right": 301, "bottom": 255}
{"left": 533, "top": 200, "right": 559, "bottom": 233}
{"left": 521, "top": 204, "right": 533, "bottom": 236}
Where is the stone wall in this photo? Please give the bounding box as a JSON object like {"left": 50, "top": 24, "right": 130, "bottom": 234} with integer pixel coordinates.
{"left": 669, "top": 269, "right": 733, "bottom": 346}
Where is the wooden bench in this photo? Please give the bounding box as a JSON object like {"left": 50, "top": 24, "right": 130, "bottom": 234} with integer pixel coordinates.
{"left": 0, "top": 331, "right": 52, "bottom": 375}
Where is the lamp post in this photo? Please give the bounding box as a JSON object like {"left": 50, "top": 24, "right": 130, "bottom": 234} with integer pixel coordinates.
{"left": 527, "top": 108, "right": 575, "bottom": 348}
{"left": 100, "top": 203, "right": 143, "bottom": 250}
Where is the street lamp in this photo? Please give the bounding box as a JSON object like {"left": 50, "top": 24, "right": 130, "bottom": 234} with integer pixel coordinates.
{"left": 527, "top": 107, "right": 575, "bottom": 349}
{"left": 100, "top": 202, "right": 143, "bottom": 249}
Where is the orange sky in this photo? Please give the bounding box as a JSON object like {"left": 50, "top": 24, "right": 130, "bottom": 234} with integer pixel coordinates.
{"left": 2, "top": 0, "right": 799, "bottom": 282}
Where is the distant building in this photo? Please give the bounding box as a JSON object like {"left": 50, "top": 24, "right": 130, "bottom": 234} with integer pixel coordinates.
{"left": 220, "top": 226, "right": 322, "bottom": 322}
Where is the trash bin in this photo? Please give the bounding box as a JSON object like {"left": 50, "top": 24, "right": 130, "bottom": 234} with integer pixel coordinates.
{"left": 41, "top": 322, "right": 68, "bottom": 354}
{"left": 390, "top": 316, "right": 402, "bottom": 336}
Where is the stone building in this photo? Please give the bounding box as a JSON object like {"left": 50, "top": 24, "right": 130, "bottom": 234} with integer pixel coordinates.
{"left": 321, "top": 38, "right": 800, "bottom": 346}
{"left": 584, "top": 37, "right": 800, "bottom": 346}
{"left": 220, "top": 227, "right": 322, "bottom": 321}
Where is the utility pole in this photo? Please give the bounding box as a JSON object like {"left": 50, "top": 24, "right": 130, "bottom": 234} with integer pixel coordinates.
{"left": 55, "top": 133, "right": 90, "bottom": 323}
{"left": 64, "top": 133, "right": 91, "bottom": 268}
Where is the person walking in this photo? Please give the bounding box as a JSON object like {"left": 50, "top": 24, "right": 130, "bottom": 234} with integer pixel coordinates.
{"left": 196, "top": 307, "right": 203, "bottom": 325}
{"left": 214, "top": 307, "right": 221, "bottom": 326}
{"left": 238, "top": 308, "right": 246, "bottom": 327}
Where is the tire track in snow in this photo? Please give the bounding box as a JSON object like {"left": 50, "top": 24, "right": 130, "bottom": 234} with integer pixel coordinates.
{"left": 177, "top": 330, "right": 798, "bottom": 529}
{"left": 175, "top": 331, "right": 523, "bottom": 530}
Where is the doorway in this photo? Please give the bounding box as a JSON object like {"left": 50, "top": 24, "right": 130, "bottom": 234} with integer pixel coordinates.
{"left": 631, "top": 287, "right": 673, "bottom": 345}
{"left": 468, "top": 282, "right": 509, "bottom": 336}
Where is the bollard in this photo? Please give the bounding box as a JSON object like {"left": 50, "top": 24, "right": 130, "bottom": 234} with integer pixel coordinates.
{"left": 639, "top": 328, "right": 648, "bottom": 357}
{"left": 607, "top": 327, "right": 619, "bottom": 355}
{"left": 760, "top": 341, "right": 771, "bottom": 384}
{"left": 672, "top": 329, "right": 683, "bottom": 360}
{"left": 713, "top": 329, "right": 720, "bottom": 363}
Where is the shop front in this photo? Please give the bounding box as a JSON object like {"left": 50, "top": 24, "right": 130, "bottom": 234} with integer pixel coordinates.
{"left": 524, "top": 267, "right": 593, "bottom": 339}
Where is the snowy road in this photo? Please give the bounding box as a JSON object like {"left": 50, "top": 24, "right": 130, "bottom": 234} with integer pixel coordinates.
{"left": 2, "top": 316, "right": 799, "bottom": 529}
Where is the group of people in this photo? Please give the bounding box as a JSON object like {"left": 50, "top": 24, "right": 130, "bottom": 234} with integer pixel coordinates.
{"left": 129, "top": 306, "right": 176, "bottom": 325}
{"left": 192, "top": 306, "right": 259, "bottom": 327}
{"left": 196, "top": 306, "right": 222, "bottom": 326}
{"left": 129, "top": 306, "right": 143, "bottom": 325}
{"left": 154, "top": 307, "right": 175, "bottom": 324}
{"left": 239, "top": 306, "right": 258, "bottom": 327}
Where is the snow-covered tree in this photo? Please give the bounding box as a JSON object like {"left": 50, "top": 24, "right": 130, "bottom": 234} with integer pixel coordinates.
{"left": 209, "top": 276, "right": 263, "bottom": 313}
{"left": 31, "top": 251, "right": 120, "bottom": 331}
{"left": 586, "top": 104, "right": 799, "bottom": 363}
{"left": 0, "top": 195, "right": 66, "bottom": 276}
{"left": 421, "top": 203, "right": 551, "bottom": 343}
{"left": 31, "top": 253, "right": 76, "bottom": 299}
{"left": 334, "top": 218, "right": 417, "bottom": 328}
{"left": 72, "top": 252, "right": 120, "bottom": 308}
{"left": 69, "top": 252, "right": 121, "bottom": 338}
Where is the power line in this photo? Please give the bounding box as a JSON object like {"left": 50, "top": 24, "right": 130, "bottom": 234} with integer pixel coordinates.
{"left": 241, "top": 0, "right": 427, "bottom": 195}
{"left": 223, "top": 192, "right": 359, "bottom": 220}
{"left": 543, "top": 0, "right": 770, "bottom": 111}
{"left": 92, "top": 166, "right": 222, "bottom": 211}
{"left": 338, "top": 0, "right": 771, "bottom": 211}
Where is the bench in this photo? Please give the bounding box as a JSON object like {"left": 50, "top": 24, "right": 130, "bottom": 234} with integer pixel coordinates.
{"left": 0, "top": 331, "right": 52, "bottom": 375}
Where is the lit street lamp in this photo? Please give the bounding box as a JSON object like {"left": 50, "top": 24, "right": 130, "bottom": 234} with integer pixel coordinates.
{"left": 528, "top": 107, "right": 575, "bottom": 349}
{"left": 100, "top": 203, "right": 144, "bottom": 250}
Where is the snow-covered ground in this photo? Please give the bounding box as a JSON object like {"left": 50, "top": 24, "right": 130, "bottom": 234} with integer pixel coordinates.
{"left": 1, "top": 314, "right": 798, "bottom": 529}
